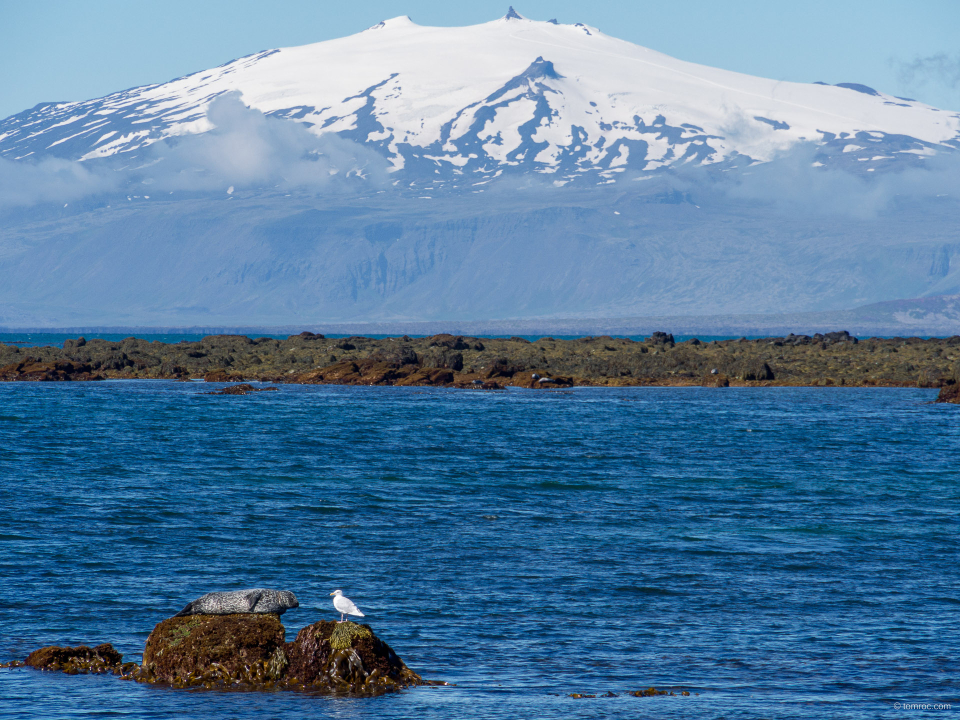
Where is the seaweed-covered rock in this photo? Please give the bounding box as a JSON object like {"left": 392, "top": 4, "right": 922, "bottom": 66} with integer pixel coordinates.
{"left": 206, "top": 384, "right": 279, "bottom": 395}
{"left": 419, "top": 348, "right": 464, "bottom": 371}
{"left": 284, "top": 620, "right": 422, "bottom": 693}
{"left": 3, "top": 332, "right": 959, "bottom": 388}
{"left": 936, "top": 384, "right": 960, "bottom": 403}
{"left": 369, "top": 345, "right": 419, "bottom": 367}
{"left": 133, "top": 615, "right": 422, "bottom": 694}
{"left": 139, "top": 614, "right": 288, "bottom": 687}
{"left": 0, "top": 359, "right": 104, "bottom": 381}
{"left": 25, "top": 643, "right": 125, "bottom": 674}
{"left": 741, "top": 361, "right": 775, "bottom": 382}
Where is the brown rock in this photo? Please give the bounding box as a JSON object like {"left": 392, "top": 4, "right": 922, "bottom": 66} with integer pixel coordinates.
{"left": 136, "top": 614, "right": 423, "bottom": 694}
{"left": 483, "top": 358, "right": 523, "bottom": 379}
{"left": 0, "top": 359, "right": 103, "bottom": 382}
{"left": 394, "top": 368, "right": 455, "bottom": 386}
{"left": 203, "top": 368, "right": 240, "bottom": 382}
{"left": 26, "top": 643, "right": 123, "bottom": 674}
{"left": 206, "top": 384, "right": 279, "bottom": 395}
{"left": 284, "top": 620, "right": 422, "bottom": 693}
{"left": 369, "top": 346, "right": 419, "bottom": 367}
{"left": 704, "top": 374, "right": 730, "bottom": 387}
{"left": 139, "top": 614, "right": 287, "bottom": 686}
{"left": 512, "top": 372, "right": 573, "bottom": 388}
{"left": 419, "top": 348, "right": 464, "bottom": 371}
{"left": 935, "top": 384, "right": 960, "bottom": 403}
{"left": 294, "top": 359, "right": 417, "bottom": 386}
{"left": 18, "top": 616, "right": 426, "bottom": 695}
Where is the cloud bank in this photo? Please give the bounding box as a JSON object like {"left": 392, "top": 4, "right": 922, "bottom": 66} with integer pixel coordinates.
{"left": 719, "top": 144, "right": 960, "bottom": 219}
{"left": 143, "top": 93, "right": 390, "bottom": 192}
{"left": 0, "top": 93, "right": 959, "bottom": 220}
{"left": 0, "top": 93, "right": 389, "bottom": 209}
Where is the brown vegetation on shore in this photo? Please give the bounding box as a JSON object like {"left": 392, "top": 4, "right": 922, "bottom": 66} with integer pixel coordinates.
{"left": 1, "top": 330, "right": 959, "bottom": 390}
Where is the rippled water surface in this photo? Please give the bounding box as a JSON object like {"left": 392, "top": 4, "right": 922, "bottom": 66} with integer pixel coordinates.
{"left": 1, "top": 383, "right": 957, "bottom": 719}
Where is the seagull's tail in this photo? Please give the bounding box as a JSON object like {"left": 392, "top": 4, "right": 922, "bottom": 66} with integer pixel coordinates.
{"left": 353, "top": 610, "right": 365, "bottom": 617}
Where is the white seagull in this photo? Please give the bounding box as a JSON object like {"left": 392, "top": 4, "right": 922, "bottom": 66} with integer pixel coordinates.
{"left": 330, "top": 589, "right": 365, "bottom": 623}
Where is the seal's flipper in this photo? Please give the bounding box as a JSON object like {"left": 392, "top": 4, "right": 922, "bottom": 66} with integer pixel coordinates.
{"left": 174, "top": 601, "right": 195, "bottom": 617}
{"left": 246, "top": 590, "right": 265, "bottom": 613}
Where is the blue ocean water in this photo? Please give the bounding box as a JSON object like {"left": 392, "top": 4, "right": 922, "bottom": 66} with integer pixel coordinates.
{"left": 0, "top": 333, "right": 757, "bottom": 348}
{"left": 0, "top": 382, "right": 957, "bottom": 719}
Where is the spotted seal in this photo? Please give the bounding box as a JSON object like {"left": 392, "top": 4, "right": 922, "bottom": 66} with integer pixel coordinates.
{"left": 174, "top": 588, "right": 299, "bottom": 617}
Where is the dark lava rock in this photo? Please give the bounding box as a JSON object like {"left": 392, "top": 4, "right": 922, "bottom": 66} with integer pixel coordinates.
{"left": 297, "top": 359, "right": 401, "bottom": 385}
{"left": 26, "top": 643, "right": 125, "bottom": 674}
{"left": 427, "top": 334, "right": 484, "bottom": 351}
{"left": 284, "top": 620, "right": 422, "bottom": 693}
{"left": 629, "top": 686, "right": 677, "bottom": 697}
{"left": 936, "top": 384, "right": 960, "bottom": 403}
{"left": 139, "top": 614, "right": 288, "bottom": 687}
{"left": 295, "top": 358, "right": 454, "bottom": 387}
{"left": 206, "top": 384, "right": 279, "bottom": 395}
{"left": 741, "top": 361, "right": 775, "bottom": 381}
{"left": 647, "top": 331, "right": 675, "bottom": 346}
{"left": 513, "top": 373, "right": 573, "bottom": 388}
{"left": 370, "top": 345, "right": 419, "bottom": 367}
{"left": 0, "top": 359, "right": 103, "bottom": 381}
{"left": 16, "top": 615, "right": 426, "bottom": 696}
{"left": 420, "top": 348, "right": 464, "bottom": 371}
{"left": 823, "top": 330, "right": 858, "bottom": 345}
{"left": 483, "top": 357, "right": 524, "bottom": 379}
{"left": 203, "top": 368, "right": 242, "bottom": 382}
{"left": 5, "top": 331, "right": 954, "bottom": 389}
{"left": 394, "top": 368, "right": 455, "bottom": 386}
{"left": 136, "top": 615, "right": 422, "bottom": 694}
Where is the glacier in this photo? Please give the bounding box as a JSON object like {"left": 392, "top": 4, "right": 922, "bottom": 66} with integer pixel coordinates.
{"left": 0, "top": 9, "right": 959, "bottom": 330}
{"left": 3, "top": 10, "right": 958, "bottom": 180}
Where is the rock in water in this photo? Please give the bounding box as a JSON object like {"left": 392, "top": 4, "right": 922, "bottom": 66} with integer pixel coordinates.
{"left": 285, "top": 620, "right": 423, "bottom": 693}
{"left": 936, "top": 385, "right": 960, "bottom": 403}
{"left": 139, "top": 614, "right": 289, "bottom": 686}
{"left": 174, "top": 588, "right": 299, "bottom": 616}
{"left": 25, "top": 644, "right": 125, "bottom": 674}
{"left": 136, "top": 615, "right": 424, "bottom": 694}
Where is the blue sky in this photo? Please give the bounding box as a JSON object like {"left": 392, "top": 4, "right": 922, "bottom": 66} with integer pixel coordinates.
{"left": 2, "top": 0, "right": 959, "bottom": 119}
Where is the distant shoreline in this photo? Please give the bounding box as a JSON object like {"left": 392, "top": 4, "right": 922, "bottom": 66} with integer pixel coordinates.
{"left": 2, "top": 332, "right": 958, "bottom": 396}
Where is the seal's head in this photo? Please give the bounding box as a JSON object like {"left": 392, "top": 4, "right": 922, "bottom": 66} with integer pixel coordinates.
{"left": 279, "top": 590, "right": 300, "bottom": 611}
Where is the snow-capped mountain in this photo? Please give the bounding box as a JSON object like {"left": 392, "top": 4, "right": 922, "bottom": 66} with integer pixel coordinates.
{"left": 2, "top": 9, "right": 959, "bottom": 331}
{"left": 3, "top": 8, "right": 958, "bottom": 185}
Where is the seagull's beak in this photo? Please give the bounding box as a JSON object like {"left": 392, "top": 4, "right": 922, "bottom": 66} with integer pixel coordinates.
{"left": 329, "top": 591, "right": 335, "bottom": 596}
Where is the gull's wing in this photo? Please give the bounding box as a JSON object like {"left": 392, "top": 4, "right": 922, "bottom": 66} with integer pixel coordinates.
{"left": 334, "top": 594, "right": 362, "bottom": 615}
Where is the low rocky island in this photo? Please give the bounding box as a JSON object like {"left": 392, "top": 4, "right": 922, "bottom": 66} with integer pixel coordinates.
{"left": 1, "top": 330, "right": 959, "bottom": 392}
{"left": 11, "top": 615, "right": 424, "bottom": 695}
